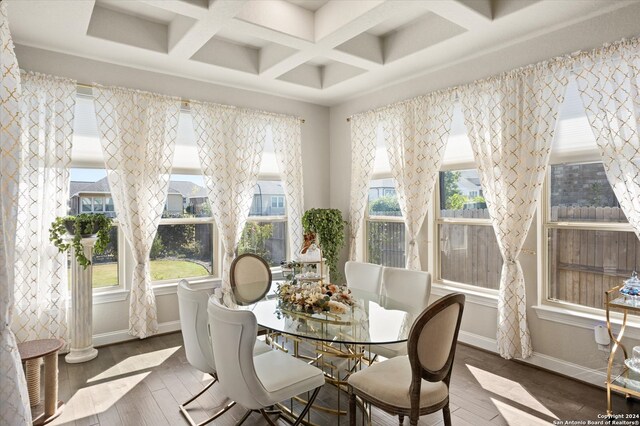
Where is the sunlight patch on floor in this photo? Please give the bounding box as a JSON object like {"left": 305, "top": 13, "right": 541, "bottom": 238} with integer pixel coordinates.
{"left": 50, "top": 372, "right": 149, "bottom": 425}
{"left": 467, "top": 364, "right": 558, "bottom": 419}
{"left": 87, "top": 346, "right": 180, "bottom": 383}
{"left": 491, "top": 398, "right": 554, "bottom": 426}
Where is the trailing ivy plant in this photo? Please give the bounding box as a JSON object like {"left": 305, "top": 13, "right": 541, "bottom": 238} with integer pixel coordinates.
{"left": 50, "top": 213, "right": 113, "bottom": 268}
{"left": 302, "top": 208, "right": 346, "bottom": 283}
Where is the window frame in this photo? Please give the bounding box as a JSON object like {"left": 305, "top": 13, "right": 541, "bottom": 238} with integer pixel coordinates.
{"left": 434, "top": 167, "right": 499, "bottom": 295}
{"left": 92, "top": 221, "right": 126, "bottom": 295}
{"left": 244, "top": 178, "right": 289, "bottom": 271}
{"left": 363, "top": 174, "right": 407, "bottom": 267}
{"left": 540, "top": 159, "right": 638, "bottom": 316}
{"left": 151, "top": 216, "right": 218, "bottom": 286}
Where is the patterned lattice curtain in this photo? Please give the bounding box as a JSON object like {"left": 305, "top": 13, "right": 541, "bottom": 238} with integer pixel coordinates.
{"left": 13, "top": 71, "right": 76, "bottom": 346}
{"left": 348, "top": 112, "right": 378, "bottom": 262}
{"left": 460, "top": 62, "right": 568, "bottom": 359}
{"left": 382, "top": 92, "right": 455, "bottom": 270}
{"left": 191, "top": 101, "right": 268, "bottom": 307}
{"left": 93, "top": 85, "right": 180, "bottom": 338}
{"left": 574, "top": 39, "right": 640, "bottom": 239}
{"left": 271, "top": 116, "right": 304, "bottom": 255}
{"left": 0, "top": 2, "right": 32, "bottom": 424}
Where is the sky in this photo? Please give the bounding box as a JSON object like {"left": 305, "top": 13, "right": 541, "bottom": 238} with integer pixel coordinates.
{"left": 70, "top": 169, "right": 204, "bottom": 185}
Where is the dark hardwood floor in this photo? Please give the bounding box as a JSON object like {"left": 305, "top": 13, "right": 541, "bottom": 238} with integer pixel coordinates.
{"left": 34, "top": 332, "right": 637, "bottom": 426}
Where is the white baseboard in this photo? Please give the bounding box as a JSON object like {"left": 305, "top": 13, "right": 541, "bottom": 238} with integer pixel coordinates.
{"left": 92, "top": 320, "right": 182, "bottom": 347}
{"left": 457, "top": 330, "right": 607, "bottom": 388}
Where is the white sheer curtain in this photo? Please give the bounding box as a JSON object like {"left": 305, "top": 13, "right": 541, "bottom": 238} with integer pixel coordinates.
{"left": 93, "top": 85, "right": 180, "bottom": 338}
{"left": 382, "top": 92, "right": 455, "bottom": 270}
{"left": 574, "top": 39, "right": 640, "bottom": 238}
{"left": 191, "top": 102, "right": 268, "bottom": 307}
{"left": 460, "top": 63, "right": 568, "bottom": 359}
{"left": 13, "top": 72, "right": 76, "bottom": 345}
{"left": 349, "top": 112, "right": 378, "bottom": 261}
{"left": 0, "top": 3, "right": 31, "bottom": 424}
{"left": 272, "top": 116, "right": 304, "bottom": 254}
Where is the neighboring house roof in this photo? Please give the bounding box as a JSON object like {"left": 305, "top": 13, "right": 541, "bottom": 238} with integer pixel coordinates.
{"left": 253, "top": 181, "right": 284, "bottom": 196}
{"left": 72, "top": 177, "right": 184, "bottom": 197}
{"left": 70, "top": 181, "right": 92, "bottom": 196}
{"left": 70, "top": 178, "right": 286, "bottom": 199}
{"left": 168, "top": 180, "right": 204, "bottom": 198}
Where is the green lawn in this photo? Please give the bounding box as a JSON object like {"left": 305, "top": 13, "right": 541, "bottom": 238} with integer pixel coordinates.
{"left": 92, "top": 260, "right": 209, "bottom": 288}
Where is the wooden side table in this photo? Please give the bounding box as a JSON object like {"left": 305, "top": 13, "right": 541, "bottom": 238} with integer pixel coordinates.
{"left": 18, "top": 338, "right": 65, "bottom": 426}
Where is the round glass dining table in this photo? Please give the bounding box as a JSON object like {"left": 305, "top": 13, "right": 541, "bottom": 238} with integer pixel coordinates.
{"left": 245, "top": 287, "right": 422, "bottom": 346}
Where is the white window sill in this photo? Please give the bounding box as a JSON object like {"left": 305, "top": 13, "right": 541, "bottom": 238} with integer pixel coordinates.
{"left": 431, "top": 282, "right": 498, "bottom": 308}
{"left": 93, "top": 289, "right": 129, "bottom": 304}
{"left": 532, "top": 304, "right": 640, "bottom": 340}
{"left": 91, "top": 269, "right": 284, "bottom": 302}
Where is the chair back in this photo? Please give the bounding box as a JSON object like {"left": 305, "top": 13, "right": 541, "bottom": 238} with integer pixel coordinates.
{"left": 230, "top": 253, "right": 272, "bottom": 305}
{"left": 381, "top": 267, "right": 431, "bottom": 311}
{"left": 407, "top": 293, "right": 465, "bottom": 384}
{"left": 345, "top": 261, "right": 383, "bottom": 294}
{"left": 207, "top": 298, "right": 268, "bottom": 410}
{"left": 177, "top": 279, "right": 215, "bottom": 374}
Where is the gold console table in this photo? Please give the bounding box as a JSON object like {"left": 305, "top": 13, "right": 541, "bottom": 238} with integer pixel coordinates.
{"left": 605, "top": 285, "right": 640, "bottom": 415}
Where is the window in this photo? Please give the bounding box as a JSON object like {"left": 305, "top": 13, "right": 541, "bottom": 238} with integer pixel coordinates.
{"left": 81, "top": 197, "right": 92, "bottom": 212}
{"left": 239, "top": 181, "right": 288, "bottom": 267}
{"left": 436, "top": 169, "right": 502, "bottom": 290}
{"left": 153, "top": 174, "right": 215, "bottom": 282}
{"left": 69, "top": 168, "right": 123, "bottom": 289}
{"left": 271, "top": 195, "right": 285, "bottom": 209}
{"left": 542, "top": 76, "right": 640, "bottom": 313}
{"left": 366, "top": 178, "right": 405, "bottom": 267}
{"left": 545, "top": 162, "right": 639, "bottom": 311}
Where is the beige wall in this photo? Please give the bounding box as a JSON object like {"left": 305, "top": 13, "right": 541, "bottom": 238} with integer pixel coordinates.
{"left": 15, "top": 44, "right": 331, "bottom": 343}
{"left": 166, "top": 193, "right": 183, "bottom": 213}
{"left": 329, "top": 4, "right": 640, "bottom": 383}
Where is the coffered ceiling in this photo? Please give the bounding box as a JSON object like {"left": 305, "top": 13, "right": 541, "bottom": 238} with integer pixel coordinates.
{"left": 6, "top": 0, "right": 640, "bottom": 105}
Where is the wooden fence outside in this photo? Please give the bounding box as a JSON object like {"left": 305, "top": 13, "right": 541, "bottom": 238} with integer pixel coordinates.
{"left": 439, "top": 208, "right": 501, "bottom": 289}
{"left": 549, "top": 206, "right": 638, "bottom": 310}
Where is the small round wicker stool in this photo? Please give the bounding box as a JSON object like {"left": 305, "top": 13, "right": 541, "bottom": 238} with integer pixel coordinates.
{"left": 18, "top": 338, "right": 65, "bottom": 426}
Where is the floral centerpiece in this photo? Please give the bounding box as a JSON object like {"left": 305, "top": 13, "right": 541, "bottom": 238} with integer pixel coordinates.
{"left": 276, "top": 282, "right": 355, "bottom": 315}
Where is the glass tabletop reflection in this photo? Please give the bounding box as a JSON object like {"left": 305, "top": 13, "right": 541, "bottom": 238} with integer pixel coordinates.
{"left": 245, "top": 288, "right": 421, "bottom": 345}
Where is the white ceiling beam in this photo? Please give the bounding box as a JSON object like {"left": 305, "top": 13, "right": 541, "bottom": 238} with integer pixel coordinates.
{"left": 167, "top": 0, "right": 247, "bottom": 59}
{"left": 259, "top": 0, "right": 419, "bottom": 79}
{"left": 230, "top": 18, "right": 313, "bottom": 50}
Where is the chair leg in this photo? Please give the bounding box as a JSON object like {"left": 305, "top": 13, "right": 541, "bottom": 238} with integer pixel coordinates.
{"left": 293, "top": 387, "right": 320, "bottom": 426}
{"left": 235, "top": 409, "right": 253, "bottom": 426}
{"left": 398, "top": 414, "right": 404, "bottom": 425}
{"left": 349, "top": 391, "right": 356, "bottom": 426}
{"left": 443, "top": 403, "right": 452, "bottom": 426}
{"left": 260, "top": 409, "right": 280, "bottom": 426}
{"left": 180, "top": 376, "right": 236, "bottom": 426}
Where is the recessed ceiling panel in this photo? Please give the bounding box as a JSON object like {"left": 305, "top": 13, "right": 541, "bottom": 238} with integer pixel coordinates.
{"left": 383, "top": 12, "right": 466, "bottom": 63}
{"left": 87, "top": 5, "right": 169, "bottom": 53}
{"left": 286, "top": 0, "right": 329, "bottom": 12}
{"left": 97, "top": 0, "right": 177, "bottom": 25}
{"left": 191, "top": 37, "right": 259, "bottom": 74}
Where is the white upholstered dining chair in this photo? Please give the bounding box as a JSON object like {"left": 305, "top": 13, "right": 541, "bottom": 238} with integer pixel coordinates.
{"left": 176, "top": 280, "right": 271, "bottom": 426}
{"left": 370, "top": 267, "right": 431, "bottom": 359}
{"left": 207, "top": 297, "right": 325, "bottom": 425}
{"left": 345, "top": 261, "right": 383, "bottom": 294}
{"left": 349, "top": 293, "right": 465, "bottom": 426}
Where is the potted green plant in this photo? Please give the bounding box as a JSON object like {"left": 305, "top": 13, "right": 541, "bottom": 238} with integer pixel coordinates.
{"left": 49, "top": 213, "right": 113, "bottom": 268}
{"left": 301, "top": 208, "right": 346, "bottom": 283}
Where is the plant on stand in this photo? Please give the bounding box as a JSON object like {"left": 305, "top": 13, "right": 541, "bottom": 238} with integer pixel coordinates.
{"left": 49, "top": 213, "right": 113, "bottom": 267}
{"left": 301, "top": 208, "right": 346, "bottom": 283}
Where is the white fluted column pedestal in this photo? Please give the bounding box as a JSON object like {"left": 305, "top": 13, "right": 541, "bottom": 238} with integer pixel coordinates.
{"left": 66, "top": 237, "right": 98, "bottom": 364}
